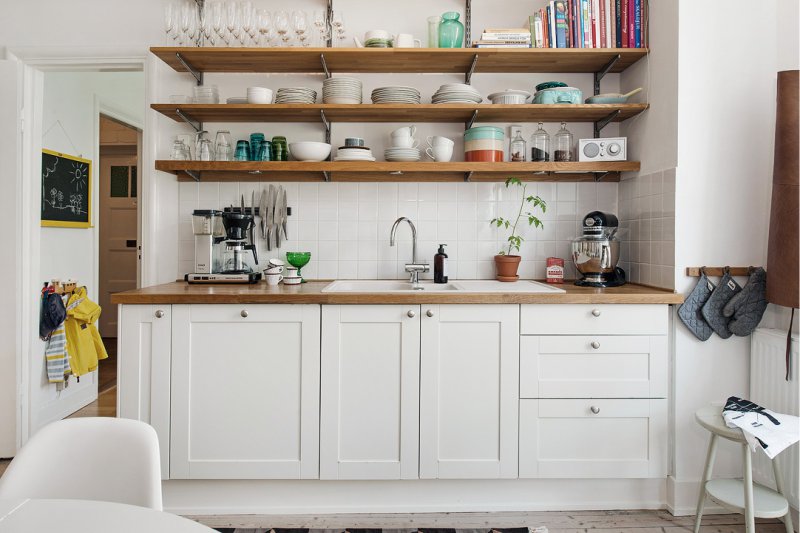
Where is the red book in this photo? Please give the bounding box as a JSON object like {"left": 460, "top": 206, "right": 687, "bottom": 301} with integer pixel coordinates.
{"left": 599, "top": 0, "right": 607, "bottom": 47}
{"left": 610, "top": 0, "right": 616, "bottom": 48}
{"left": 627, "top": 0, "right": 635, "bottom": 47}
{"left": 542, "top": 9, "right": 549, "bottom": 48}
{"left": 620, "top": 0, "right": 629, "bottom": 48}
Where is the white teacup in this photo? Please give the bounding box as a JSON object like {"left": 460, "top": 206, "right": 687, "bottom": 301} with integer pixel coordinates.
{"left": 391, "top": 136, "right": 418, "bottom": 149}
{"left": 265, "top": 273, "right": 284, "bottom": 286}
{"left": 286, "top": 266, "right": 299, "bottom": 276}
{"left": 268, "top": 258, "right": 284, "bottom": 268}
{"left": 391, "top": 125, "right": 417, "bottom": 138}
{"left": 426, "top": 135, "right": 455, "bottom": 148}
{"left": 264, "top": 266, "right": 283, "bottom": 275}
{"left": 394, "top": 33, "right": 422, "bottom": 48}
{"left": 426, "top": 144, "right": 454, "bottom": 162}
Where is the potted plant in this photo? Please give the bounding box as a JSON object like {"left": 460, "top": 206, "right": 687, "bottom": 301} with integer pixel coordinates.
{"left": 490, "top": 178, "right": 547, "bottom": 281}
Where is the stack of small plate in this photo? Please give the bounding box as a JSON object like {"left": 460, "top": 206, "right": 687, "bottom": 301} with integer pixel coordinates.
{"left": 371, "top": 86, "right": 421, "bottom": 104}
{"left": 335, "top": 146, "right": 376, "bottom": 161}
{"left": 275, "top": 87, "right": 317, "bottom": 104}
{"left": 193, "top": 85, "right": 219, "bottom": 104}
{"left": 431, "top": 83, "right": 483, "bottom": 104}
{"left": 322, "top": 77, "right": 363, "bottom": 104}
{"left": 384, "top": 147, "right": 421, "bottom": 162}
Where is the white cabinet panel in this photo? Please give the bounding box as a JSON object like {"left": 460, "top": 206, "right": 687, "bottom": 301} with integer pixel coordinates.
{"left": 519, "top": 399, "right": 667, "bottom": 478}
{"left": 117, "top": 305, "right": 172, "bottom": 479}
{"left": 420, "top": 305, "right": 519, "bottom": 479}
{"left": 170, "top": 304, "right": 320, "bottom": 479}
{"left": 320, "top": 305, "right": 420, "bottom": 480}
{"left": 520, "top": 304, "right": 668, "bottom": 335}
{"left": 520, "top": 335, "right": 668, "bottom": 398}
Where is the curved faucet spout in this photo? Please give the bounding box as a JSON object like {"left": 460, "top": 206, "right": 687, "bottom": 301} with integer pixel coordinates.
{"left": 389, "top": 217, "right": 428, "bottom": 284}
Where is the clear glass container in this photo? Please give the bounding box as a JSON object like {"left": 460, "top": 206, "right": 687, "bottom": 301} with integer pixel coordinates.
{"left": 530, "top": 122, "right": 550, "bottom": 162}
{"left": 427, "top": 16, "right": 441, "bottom": 47}
{"left": 509, "top": 131, "right": 527, "bottom": 162}
{"left": 553, "top": 122, "right": 574, "bottom": 162}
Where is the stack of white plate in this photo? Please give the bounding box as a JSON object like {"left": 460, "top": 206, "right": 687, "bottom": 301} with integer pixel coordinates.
{"left": 371, "top": 86, "right": 421, "bottom": 104}
{"left": 335, "top": 147, "right": 376, "bottom": 161}
{"left": 384, "top": 147, "right": 421, "bottom": 162}
{"left": 275, "top": 87, "right": 317, "bottom": 104}
{"left": 193, "top": 85, "right": 219, "bottom": 104}
{"left": 431, "top": 83, "right": 483, "bottom": 104}
{"left": 322, "top": 77, "right": 363, "bottom": 104}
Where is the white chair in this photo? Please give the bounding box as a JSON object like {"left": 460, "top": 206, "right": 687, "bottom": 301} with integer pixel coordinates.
{"left": 0, "top": 417, "right": 162, "bottom": 510}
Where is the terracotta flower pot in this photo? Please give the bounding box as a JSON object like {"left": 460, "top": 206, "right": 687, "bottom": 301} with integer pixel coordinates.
{"left": 494, "top": 254, "right": 521, "bottom": 282}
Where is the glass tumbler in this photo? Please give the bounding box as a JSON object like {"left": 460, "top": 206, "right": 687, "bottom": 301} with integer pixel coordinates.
{"left": 259, "top": 140, "right": 272, "bottom": 161}
{"left": 234, "top": 140, "right": 250, "bottom": 161}
{"left": 197, "top": 139, "right": 214, "bottom": 161}
{"left": 170, "top": 139, "right": 189, "bottom": 160}
{"left": 215, "top": 130, "right": 232, "bottom": 161}
{"left": 427, "top": 16, "right": 441, "bottom": 48}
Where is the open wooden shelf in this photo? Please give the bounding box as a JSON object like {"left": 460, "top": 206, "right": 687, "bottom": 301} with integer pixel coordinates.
{"left": 152, "top": 103, "right": 648, "bottom": 124}
{"left": 151, "top": 47, "right": 648, "bottom": 75}
{"left": 155, "top": 160, "right": 638, "bottom": 182}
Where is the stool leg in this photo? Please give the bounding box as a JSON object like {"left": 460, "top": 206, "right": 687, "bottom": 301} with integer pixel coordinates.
{"left": 743, "top": 444, "right": 756, "bottom": 533}
{"left": 694, "top": 433, "right": 718, "bottom": 533}
{"left": 771, "top": 457, "right": 794, "bottom": 533}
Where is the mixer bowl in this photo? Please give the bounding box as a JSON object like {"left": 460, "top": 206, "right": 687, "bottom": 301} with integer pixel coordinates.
{"left": 571, "top": 237, "right": 620, "bottom": 275}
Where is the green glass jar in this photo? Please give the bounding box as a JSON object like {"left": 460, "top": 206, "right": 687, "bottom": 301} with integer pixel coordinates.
{"left": 438, "top": 12, "right": 464, "bottom": 48}
{"left": 271, "top": 136, "right": 288, "bottom": 162}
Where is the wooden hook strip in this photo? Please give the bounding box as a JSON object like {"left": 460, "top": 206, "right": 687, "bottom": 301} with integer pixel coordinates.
{"left": 685, "top": 267, "right": 759, "bottom": 277}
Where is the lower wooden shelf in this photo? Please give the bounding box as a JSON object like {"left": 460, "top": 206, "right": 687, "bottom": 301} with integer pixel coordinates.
{"left": 155, "top": 160, "right": 638, "bottom": 182}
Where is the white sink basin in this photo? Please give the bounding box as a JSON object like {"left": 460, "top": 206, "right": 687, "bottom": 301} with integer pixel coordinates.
{"left": 321, "top": 279, "right": 565, "bottom": 293}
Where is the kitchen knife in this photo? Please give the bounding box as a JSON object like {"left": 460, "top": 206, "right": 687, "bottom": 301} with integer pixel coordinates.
{"left": 281, "top": 187, "right": 288, "bottom": 240}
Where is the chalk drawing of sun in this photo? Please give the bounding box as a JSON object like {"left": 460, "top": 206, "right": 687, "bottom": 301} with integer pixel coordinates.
{"left": 71, "top": 161, "right": 88, "bottom": 191}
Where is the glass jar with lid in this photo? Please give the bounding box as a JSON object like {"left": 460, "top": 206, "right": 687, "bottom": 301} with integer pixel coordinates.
{"left": 530, "top": 122, "right": 550, "bottom": 162}
{"left": 553, "top": 122, "right": 574, "bottom": 162}
{"left": 509, "top": 130, "right": 527, "bottom": 162}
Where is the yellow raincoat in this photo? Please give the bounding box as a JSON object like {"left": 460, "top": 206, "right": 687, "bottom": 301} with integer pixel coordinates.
{"left": 64, "top": 287, "right": 108, "bottom": 377}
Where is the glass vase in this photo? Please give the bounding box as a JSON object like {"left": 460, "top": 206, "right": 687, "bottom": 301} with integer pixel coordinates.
{"left": 438, "top": 12, "right": 464, "bottom": 48}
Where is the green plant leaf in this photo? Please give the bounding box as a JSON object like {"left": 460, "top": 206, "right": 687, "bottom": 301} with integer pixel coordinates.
{"left": 505, "top": 177, "right": 521, "bottom": 187}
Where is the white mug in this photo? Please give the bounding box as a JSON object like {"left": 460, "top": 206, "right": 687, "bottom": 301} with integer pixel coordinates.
{"left": 426, "top": 145, "right": 453, "bottom": 162}
{"left": 265, "top": 273, "right": 284, "bottom": 286}
{"left": 392, "top": 136, "right": 419, "bottom": 149}
{"left": 426, "top": 135, "right": 455, "bottom": 148}
{"left": 391, "top": 125, "right": 417, "bottom": 138}
{"left": 264, "top": 266, "right": 283, "bottom": 275}
{"left": 394, "top": 33, "right": 422, "bottom": 48}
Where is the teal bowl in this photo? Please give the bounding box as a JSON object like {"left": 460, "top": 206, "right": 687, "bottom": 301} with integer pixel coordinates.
{"left": 464, "top": 126, "right": 504, "bottom": 142}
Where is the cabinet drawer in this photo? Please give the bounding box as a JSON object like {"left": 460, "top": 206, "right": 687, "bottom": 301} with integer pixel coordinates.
{"left": 187, "top": 303, "right": 303, "bottom": 322}
{"left": 520, "top": 336, "right": 667, "bottom": 398}
{"left": 519, "top": 399, "right": 667, "bottom": 478}
{"left": 520, "top": 304, "right": 668, "bottom": 335}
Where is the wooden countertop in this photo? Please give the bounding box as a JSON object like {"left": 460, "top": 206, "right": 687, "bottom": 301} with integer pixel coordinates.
{"left": 111, "top": 281, "right": 684, "bottom": 305}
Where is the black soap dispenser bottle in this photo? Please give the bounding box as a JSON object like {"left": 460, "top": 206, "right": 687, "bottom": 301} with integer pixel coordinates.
{"left": 434, "top": 244, "right": 448, "bottom": 284}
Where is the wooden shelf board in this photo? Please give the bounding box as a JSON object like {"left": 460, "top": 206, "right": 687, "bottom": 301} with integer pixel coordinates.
{"left": 155, "top": 160, "right": 635, "bottom": 182}
{"left": 152, "top": 103, "right": 648, "bottom": 124}
{"left": 151, "top": 47, "right": 648, "bottom": 74}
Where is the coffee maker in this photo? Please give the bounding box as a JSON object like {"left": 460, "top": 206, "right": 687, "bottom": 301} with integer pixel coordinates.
{"left": 190, "top": 210, "right": 225, "bottom": 274}
{"left": 571, "top": 211, "right": 626, "bottom": 287}
{"left": 185, "top": 208, "right": 261, "bottom": 284}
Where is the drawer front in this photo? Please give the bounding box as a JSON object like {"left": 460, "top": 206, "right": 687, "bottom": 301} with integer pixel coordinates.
{"left": 519, "top": 399, "right": 667, "bottom": 478}
{"left": 520, "top": 304, "right": 668, "bottom": 335}
{"left": 520, "top": 336, "right": 667, "bottom": 398}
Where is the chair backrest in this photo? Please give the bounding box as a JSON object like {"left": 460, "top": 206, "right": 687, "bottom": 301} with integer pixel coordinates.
{"left": 0, "top": 417, "right": 162, "bottom": 510}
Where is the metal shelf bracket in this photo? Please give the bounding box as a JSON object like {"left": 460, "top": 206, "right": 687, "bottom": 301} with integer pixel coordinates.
{"left": 320, "top": 53, "right": 331, "bottom": 79}
{"left": 320, "top": 109, "right": 332, "bottom": 151}
{"left": 176, "top": 109, "right": 202, "bottom": 132}
{"left": 464, "top": 171, "right": 474, "bottom": 182}
{"left": 175, "top": 53, "right": 203, "bottom": 85}
{"left": 185, "top": 170, "right": 201, "bottom": 182}
{"left": 465, "top": 54, "right": 479, "bottom": 85}
{"left": 465, "top": 0, "right": 472, "bottom": 47}
{"left": 593, "top": 109, "right": 621, "bottom": 138}
{"left": 593, "top": 172, "right": 610, "bottom": 182}
{"left": 593, "top": 54, "right": 620, "bottom": 95}
{"left": 322, "top": 171, "right": 331, "bottom": 182}
{"left": 466, "top": 109, "right": 479, "bottom": 130}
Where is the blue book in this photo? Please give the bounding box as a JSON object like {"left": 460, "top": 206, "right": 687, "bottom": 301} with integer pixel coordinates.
{"left": 554, "top": 0, "right": 568, "bottom": 48}
{"left": 615, "top": 0, "right": 622, "bottom": 47}
{"left": 634, "top": 0, "right": 641, "bottom": 47}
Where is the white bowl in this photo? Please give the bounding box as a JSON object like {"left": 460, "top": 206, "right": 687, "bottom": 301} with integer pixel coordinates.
{"left": 289, "top": 141, "right": 332, "bottom": 162}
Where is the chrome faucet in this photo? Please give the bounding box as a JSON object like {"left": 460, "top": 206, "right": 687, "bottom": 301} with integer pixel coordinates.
{"left": 389, "top": 217, "right": 429, "bottom": 286}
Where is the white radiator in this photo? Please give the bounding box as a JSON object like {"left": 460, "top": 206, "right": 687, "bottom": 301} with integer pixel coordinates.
{"left": 750, "top": 327, "right": 799, "bottom": 511}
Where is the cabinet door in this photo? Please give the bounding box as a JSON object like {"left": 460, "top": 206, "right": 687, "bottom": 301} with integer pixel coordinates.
{"left": 170, "top": 304, "right": 320, "bottom": 479}
{"left": 519, "top": 399, "right": 668, "bottom": 478}
{"left": 117, "top": 305, "right": 172, "bottom": 479}
{"left": 420, "top": 305, "right": 519, "bottom": 479}
{"left": 320, "top": 305, "right": 420, "bottom": 480}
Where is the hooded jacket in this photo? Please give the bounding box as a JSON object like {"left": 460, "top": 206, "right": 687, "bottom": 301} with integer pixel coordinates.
{"left": 64, "top": 287, "right": 108, "bottom": 377}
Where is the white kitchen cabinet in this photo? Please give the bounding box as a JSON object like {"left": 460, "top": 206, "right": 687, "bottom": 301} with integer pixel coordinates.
{"left": 420, "top": 305, "right": 520, "bottom": 479}
{"left": 320, "top": 305, "right": 420, "bottom": 480}
{"left": 169, "top": 304, "right": 320, "bottom": 479}
{"left": 117, "top": 305, "right": 172, "bottom": 479}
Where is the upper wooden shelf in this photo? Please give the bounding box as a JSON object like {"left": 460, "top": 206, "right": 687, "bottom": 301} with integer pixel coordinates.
{"left": 151, "top": 47, "right": 648, "bottom": 75}
{"left": 152, "top": 103, "right": 648, "bottom": 124}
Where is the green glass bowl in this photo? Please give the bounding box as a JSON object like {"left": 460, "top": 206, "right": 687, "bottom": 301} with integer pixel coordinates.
{"left": 286, "top": 252, "right": 311, "bottom": 281}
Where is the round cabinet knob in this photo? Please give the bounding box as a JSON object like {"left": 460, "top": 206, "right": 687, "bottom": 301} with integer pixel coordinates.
{"left": 426, "top": 309, "right": 435, "bottom": 317}
{"left": 407, "top": 310, "right": 416, "bottom": 318}
{"left": 590, "top": 406, "right": 601, "bottom": 414}
{"left": 590, "top": 341, "right": 601, "bottom": 349}
{"left": 240, "top": 310, "right": 249, "bottom": 318}
{"left": 154, "top": 310, "right": 165, "bottom": 319}
{"left": 591, "top": 309, "right": 602, "bottom": 317}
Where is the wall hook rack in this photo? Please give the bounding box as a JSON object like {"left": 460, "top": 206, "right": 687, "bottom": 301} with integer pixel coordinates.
{"left": 686, "top": 267, "right": 760, "bottom": 277}
{"left": 593, "top": 54, "right": 620, "bottom": 95}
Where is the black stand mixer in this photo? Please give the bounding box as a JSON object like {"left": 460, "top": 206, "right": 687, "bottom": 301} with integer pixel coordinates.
{"left": 571, "top": 211, "right": 626, "bottom": 287}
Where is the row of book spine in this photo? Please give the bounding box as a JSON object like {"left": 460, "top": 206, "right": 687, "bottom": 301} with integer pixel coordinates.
{"left": 529, "top": 0, "right": 648, "bottom": 49}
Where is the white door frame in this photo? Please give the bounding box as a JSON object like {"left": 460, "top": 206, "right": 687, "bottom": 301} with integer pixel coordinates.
{"left": 5, "top": 46, "right": 150, "bottom": 448}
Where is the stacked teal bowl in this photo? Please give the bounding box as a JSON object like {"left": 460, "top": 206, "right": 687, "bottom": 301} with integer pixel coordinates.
{"left": 464, "top": 126, "right": 505, "bottom": 162}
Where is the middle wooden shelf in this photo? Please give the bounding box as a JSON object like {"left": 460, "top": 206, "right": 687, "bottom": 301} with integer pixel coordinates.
{"left": 152, "top": 103, "right": 648, "bottom": 124}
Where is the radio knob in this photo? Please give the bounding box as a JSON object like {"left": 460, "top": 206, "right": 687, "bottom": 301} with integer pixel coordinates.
{"left": 607, "top": 142, "right": 621, "bottom": 155}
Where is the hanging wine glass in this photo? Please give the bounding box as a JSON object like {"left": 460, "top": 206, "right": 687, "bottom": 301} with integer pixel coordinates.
{"left": 313, "top": 10, "right": 328, "bottom": 47}
{"left": 275, "top": 10, "right": 291, "bottom": 47}
{"left": 225, "top": 1, "right": 240, "bottom": 47}
{"left": 180, "top": 1, "right": 194, "bottom": 46}
{"left": 331, "top": 11, "right": 345, "bottom": 47}
{"left": 164, "top": 3, "right": 176, "bottom": 45}
{"left": 257, "top": 9, "right": 273, "bottom": 47}
{"left": 239, "top": 1, "right": 254, "bottom": 46}
{"left": 211, "top": 1, "right": 226, "bottom": 46}
{"left": 292, "top": 10, "right": 309, "bottom": 47}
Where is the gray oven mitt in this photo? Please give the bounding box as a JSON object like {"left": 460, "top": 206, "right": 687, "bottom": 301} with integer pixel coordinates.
{"left": 701, "top": 271, "right": 742, "bottom": 339}
{"left": 678, "top": 272, "right": 715, "bottom": 341}
{"left": 722, "top": 267, "right": 768, "bottom": 337}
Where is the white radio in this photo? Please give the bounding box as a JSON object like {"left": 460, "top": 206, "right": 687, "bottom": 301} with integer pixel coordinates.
{"left": 578, "top": 137, "right": 627, "bottom": 162}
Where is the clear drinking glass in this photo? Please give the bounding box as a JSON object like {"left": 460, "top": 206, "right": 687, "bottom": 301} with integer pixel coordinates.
{"left": 292, "top": 10, "right": 309, "bottom": 47}
{"left": 256, "top": 9, "right": 272, "bottom": 46}
{"left": 427, "top": 16, "right": 441, "bottom": 48}
{"left": 170, "top": 140, "right": 190, "bottom": 160}
{"left": 275, "top": 10, "right": 291, "bottom": 46}
{"left": 215, "top": 130, "right": 232, "bottom": 161}
{"left": 197, "top": 139, "right": 214, "bottom": 161}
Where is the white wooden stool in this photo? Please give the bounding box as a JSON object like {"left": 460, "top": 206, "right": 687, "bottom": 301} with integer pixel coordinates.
{"left": 693, "top": 405, "right": 794, "bottom": 533}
